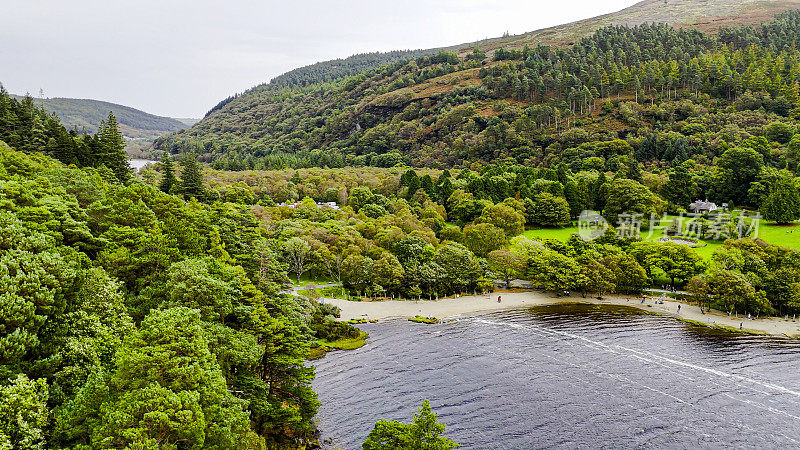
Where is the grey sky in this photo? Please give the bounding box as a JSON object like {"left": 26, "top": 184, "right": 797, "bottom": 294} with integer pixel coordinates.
{"left": 1, "top": 0, "right": 637, "bottom": 118}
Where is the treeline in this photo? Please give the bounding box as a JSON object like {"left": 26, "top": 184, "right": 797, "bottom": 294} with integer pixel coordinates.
{"left": 0, "top": 87, "right": 130, "bottom": 182}
{"left": 268, "top": 49, "right": 438, "bottom": 89}
{"left": 175, "top": 157, "right": 800, "bottom": 315}
{"left": 14, "top": 94, "right": 189, "bottom": 136}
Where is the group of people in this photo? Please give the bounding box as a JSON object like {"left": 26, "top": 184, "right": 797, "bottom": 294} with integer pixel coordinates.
{"left": 661, "top": 285, "right": 678, "bottom": 293}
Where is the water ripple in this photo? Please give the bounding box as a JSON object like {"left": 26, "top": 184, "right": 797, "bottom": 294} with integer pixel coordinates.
{"left": 313, "top": 304, "right": 800, "bottom": 449}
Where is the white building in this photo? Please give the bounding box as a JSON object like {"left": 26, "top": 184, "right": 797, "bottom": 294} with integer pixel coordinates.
{"left": 689, "top": 199, "right": 718, "bottom": 214}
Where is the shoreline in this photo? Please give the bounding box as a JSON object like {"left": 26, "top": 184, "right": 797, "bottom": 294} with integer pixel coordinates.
{"left": 325, "top": 291, "right": 800, "bottom": 338}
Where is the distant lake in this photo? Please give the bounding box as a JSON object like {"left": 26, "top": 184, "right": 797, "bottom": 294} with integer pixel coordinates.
{"left": 128, "top": 159, "right": 157, "bottom": 172}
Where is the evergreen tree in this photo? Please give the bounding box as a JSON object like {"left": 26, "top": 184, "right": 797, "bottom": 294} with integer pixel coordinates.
{"left": 662, "top": 166, "right": 697, "bottom": 208}
{"left": 158, "top": 152, "right": 177, "bottom": 194}
{"left": 97, "top": 112, "right": 130, "bottom": 183}
{"left": 626, "top": 161, "right": 643, "bottom": 183}
{"left": 179, "top": 153, "right": 206, "bottom": 200}
{"left": 92, "top": 307, "right": 256, "bottom": 448}
{"left": 363, "top": 400, "right": 457, "bottom": 450}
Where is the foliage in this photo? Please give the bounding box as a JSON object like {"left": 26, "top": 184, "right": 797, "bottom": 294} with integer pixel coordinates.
{"left": 0, "top": 374, "right": 49, "bottom": 449}
{"left": 0, "top": 144, "right": 338, "bottom": 449}
{"left": 409, "top": 316, "right": 439, "bottom": 324}
{"left": 761, "top": 177, "right": 800, "bottom": 224}
{"left": 363, "top": 399, "right": 458, "bottom": 450}
{"left": 530, "top": 192, "right": 571, "bottom": 227}
{"left": 0, "top": 88, "right": 130, "bottom": 182}
{"left": 157, "top": 12, "right": 800, "bottom": 177}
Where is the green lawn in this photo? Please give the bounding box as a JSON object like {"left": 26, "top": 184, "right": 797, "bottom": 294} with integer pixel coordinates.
{"left": 754, "top": 221, "right": 800, "bottom": 247}
{"left": 292, "top": 274, "right": 333, "bottom": 287}
{"left": 523, "top": 217, "right": 800, "bottom": 260}
{"left": 297, "top": 285, "right": 347, "bottom": 298}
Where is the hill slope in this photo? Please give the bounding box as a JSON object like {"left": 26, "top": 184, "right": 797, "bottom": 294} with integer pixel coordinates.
{"left": 451, "top": 0, "right": 800, "bottom": 53}
{"left": 226, "top": 0, "right": 800, "bottom": 93}
{"left": 11, "top": 94, "right": 196, "bottom": 139}
{"left": 154, "top": 0, "right": 800, "bottom": 169}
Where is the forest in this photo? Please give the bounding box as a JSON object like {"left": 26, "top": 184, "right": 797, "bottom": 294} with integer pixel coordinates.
{"left": 8, "top": 9, "right": 800, "bottom": 450}
{"left": 0, "top": 90, "right": 461, "bottom": 448}
{"left": 5, "top": 78, "right": 799, "bottom": 446}
{"left": 155, "top": 11, "right": 800, "bottom": 177}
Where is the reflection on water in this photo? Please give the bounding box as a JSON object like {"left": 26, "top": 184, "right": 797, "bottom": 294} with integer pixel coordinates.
{"left": 312, "top": 304, "right": 800, "bottom": 449}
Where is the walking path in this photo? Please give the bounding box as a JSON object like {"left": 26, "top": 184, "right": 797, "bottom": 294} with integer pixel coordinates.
{"left": 324, "top": 291, "right": 800, "bottom": 338}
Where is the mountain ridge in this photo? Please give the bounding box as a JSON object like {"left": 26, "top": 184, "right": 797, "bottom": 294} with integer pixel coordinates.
{"left": 10, "top": 94, "right": 198, "bottom": 139}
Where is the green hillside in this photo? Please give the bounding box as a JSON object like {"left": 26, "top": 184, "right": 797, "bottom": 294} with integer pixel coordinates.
{"left": 155, "top": 2, "right": 800, "bottom": 171}
{"left": 207, "top": 0, "right": 800, "bottom": 94}
{"left": 10, "top": 94, "right": 195, "bottom": 139}
{"left": 447, "top": 0, "right": 800, "bottom": 54}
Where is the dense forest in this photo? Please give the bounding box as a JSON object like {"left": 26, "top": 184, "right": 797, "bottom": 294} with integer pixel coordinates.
{"left": 156, "top": 12, "right": 800, "bottom": 178}
{"left": 10, "top": 7, "right": 800, "bottom": 449}
{"left": 0, "top": 141, "right": 365, "bottom": 448}
{"left": 0, "top": 88, "right": 132, "bottom": 183}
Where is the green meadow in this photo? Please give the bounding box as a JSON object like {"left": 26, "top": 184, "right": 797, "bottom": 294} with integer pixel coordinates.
{"left": 524, "top": 217, "right": 800, "bottom": 260}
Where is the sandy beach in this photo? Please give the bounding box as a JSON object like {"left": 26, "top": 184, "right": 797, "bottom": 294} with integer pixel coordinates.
{"left": 326, "top": 291, "right": 800, "bottom": 338}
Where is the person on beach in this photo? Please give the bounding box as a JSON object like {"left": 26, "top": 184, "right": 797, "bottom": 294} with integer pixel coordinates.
{"left": 497, "top": 295, "right": 502, "bottom": 303}
{"left": 740, "top": 322, "right": 743, "bottom": 330}
{"left": 677, "top": 304, "right": 681, "bottom": 313}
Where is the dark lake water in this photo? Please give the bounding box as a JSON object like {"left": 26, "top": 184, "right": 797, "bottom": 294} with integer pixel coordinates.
{"left": 312, "top": 304, "right": 800, "bottom": 449}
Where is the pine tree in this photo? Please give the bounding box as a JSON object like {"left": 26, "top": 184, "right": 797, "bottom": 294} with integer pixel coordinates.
{"left": 626, "top": 161, "right": 643, "bottom": 183}
{"left": 179, "top": 153, "right": 206, "bottom": 200}
{"left": 97, "top": 112, "right": 130, "bottom": 183}
{"left": 158, "top": 153, "right": 177, "bottom": 193}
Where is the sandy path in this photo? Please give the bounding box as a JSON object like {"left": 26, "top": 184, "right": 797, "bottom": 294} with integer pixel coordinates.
{"left": 325, "top": 291, "right": 800, "bottom": 338}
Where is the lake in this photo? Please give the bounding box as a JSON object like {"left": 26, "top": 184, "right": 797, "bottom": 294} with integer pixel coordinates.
{"left": 312, "top": 304, "right": 800, "bottom": 449}
{"left": 128, "top": 159, "right": 156, "bottom": 172}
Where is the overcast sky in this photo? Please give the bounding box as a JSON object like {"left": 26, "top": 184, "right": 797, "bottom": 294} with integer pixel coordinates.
{"left": 1, "top": 0, "right": 638, "bottom": 118}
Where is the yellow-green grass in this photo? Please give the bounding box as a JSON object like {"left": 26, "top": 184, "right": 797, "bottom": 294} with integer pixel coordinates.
{"left": 409, "top": 315, "right": 439, "bottom": 324}
{"left": 292, "top": 274, "right": 333, "bottom": 288}
{"left": 754, "top": 221, "right": 800, "bottom": 248}
{"left": 677, "top": 318, "right": 769, "bottom": 336}
{"left": 297, "top": 285, "right": 348, "bottom": 299}
{"left": 309, "top": 331, "right": 369, "bottom": 360}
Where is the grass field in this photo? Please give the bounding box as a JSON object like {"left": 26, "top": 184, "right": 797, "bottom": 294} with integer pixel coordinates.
{"left": 297, "top": 285, "right": 348, "bottom": 299}
{"left": 292, "top": 274, "right": 333, "bottom": 288}
{"left": 524, "top": 217, "right": 800, "bottom": 260}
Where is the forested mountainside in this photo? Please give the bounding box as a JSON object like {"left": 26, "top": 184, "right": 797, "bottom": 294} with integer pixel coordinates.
{"left": 155, "top": 9, "right": 800, "bottom": 173}
{"left": 466, "top": 0, "right": 800, "bottom": 53}
{"left": 203, "top": 50, "right": 439, "bottom": 117}
{"left": 9, "top": 93, "right": 194, "bottom": 139}
{"left": 208, "top": 0, "right": 800, "bottom": 96}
